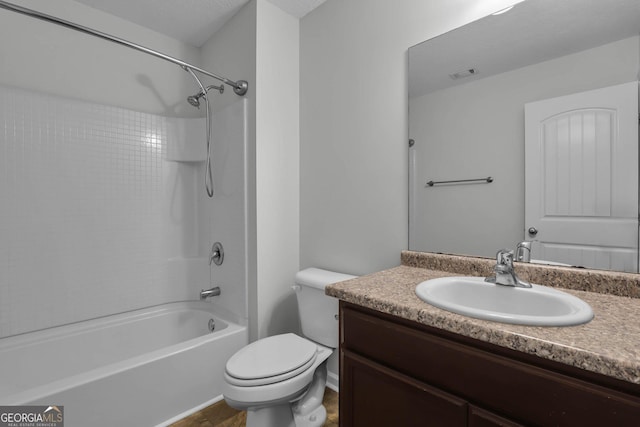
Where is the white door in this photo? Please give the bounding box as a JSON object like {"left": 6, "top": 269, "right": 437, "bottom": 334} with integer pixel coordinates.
{"left": 524, "top": 82, "right": 639, "bottom": 272}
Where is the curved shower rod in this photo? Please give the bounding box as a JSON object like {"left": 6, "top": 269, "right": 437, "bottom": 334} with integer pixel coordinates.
{"left": 0, "top": 0, "right": 248, "bottom": 96}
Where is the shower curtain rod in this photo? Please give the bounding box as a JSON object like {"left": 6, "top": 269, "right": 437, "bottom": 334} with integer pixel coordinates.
{"left": 0, "top": 0, "right": 248, "bottom": 96}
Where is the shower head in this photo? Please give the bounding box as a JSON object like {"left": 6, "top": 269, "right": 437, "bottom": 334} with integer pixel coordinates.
{"left": 187, "top": 84, "right": 224, "bottom": 109}
{"left": 187, "top": 93, "right": 203, "bottom": 108}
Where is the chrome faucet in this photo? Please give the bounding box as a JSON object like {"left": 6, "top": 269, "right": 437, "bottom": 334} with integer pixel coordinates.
{"left": 515, "top": 241, "right": 532, "bottom": 262}
{"left": 485, "top": 249, "right": 531, "bottom": 288}
{"left": 200, "top": 286, "right": 221, "bottom": 300}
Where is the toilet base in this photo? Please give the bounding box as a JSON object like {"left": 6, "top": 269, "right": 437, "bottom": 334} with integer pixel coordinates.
{"left": 247, "top": 403, "right": 296, "bottom": 427}
{"left": 242, "top": 362, "right": 329, "bottom": 427}
{"left": 293, "top": 404, "right": 326, "bottom": 427}
{"left": 292, "top": 361, "right": 328, "bottom": 427}
{"left": 244, "top": 396, "right": 327, "bottom": 427}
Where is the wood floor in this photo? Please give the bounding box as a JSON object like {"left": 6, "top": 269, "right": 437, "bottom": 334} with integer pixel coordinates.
{"left": 170, "top": 388, "right": 338, "bottom": 427}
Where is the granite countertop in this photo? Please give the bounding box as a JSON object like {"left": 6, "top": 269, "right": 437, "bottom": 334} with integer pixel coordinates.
{"left": 326, "top": 252, "right": 640, "bottom": 385}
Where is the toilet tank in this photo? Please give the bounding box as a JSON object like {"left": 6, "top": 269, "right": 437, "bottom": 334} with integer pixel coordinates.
{"left": 294, "top": 268, "right": 356, "bottom": 348}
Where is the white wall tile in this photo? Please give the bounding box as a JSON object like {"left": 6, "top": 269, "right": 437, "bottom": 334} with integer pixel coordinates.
{"left": 0, "top": 84, "right": 245, "bottom": 338}
{"left": 206, "top": 99, "right": 249, "bottom": 322}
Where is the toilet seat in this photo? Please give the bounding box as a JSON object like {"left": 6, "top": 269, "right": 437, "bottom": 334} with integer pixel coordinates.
{"left": 225, "top": 333, "right": 318, "bottom": 387}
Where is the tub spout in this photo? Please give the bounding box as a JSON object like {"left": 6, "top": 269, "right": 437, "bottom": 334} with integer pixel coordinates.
{"left": 200, "top": 286, "right": 221, "bottom": 300}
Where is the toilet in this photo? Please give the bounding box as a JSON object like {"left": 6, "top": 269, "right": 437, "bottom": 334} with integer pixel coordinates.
{"left": 222, "top": 268, "right": 355, "bottom": 427}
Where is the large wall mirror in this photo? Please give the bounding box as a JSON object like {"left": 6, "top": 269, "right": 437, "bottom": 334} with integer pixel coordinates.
{"left": 408, "top": 0, "right": 640, "bottom": 273}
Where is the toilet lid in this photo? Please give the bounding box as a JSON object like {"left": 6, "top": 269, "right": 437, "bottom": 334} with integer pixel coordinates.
{"left": 225, "top": 333, "right": 317, "bottom": 385}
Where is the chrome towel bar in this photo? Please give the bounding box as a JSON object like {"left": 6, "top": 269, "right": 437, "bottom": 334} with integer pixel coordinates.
{"left": 426, "top": 176, "right": 493, "bottom": 187}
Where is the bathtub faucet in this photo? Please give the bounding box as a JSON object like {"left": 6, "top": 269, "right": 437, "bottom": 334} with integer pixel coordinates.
{"left": 200, "top": 286, "right": 221, "bottom": 300}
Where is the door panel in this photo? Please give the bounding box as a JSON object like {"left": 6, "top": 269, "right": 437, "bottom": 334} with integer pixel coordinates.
{"left": 525, "top": 82, "right": 639, "bottom": 272}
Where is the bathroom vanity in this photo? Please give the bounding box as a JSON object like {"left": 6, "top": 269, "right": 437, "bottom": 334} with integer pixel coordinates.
{"left": 327, "top": 252, "right": 640, "bottom": 426}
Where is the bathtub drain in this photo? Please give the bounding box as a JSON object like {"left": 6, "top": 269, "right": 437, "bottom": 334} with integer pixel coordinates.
{"left": 208, "top": 318, "right": 216, "bottom": 332}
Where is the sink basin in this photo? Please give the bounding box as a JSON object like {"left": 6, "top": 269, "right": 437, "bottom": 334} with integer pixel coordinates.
{"left": 415, "top": 277, "right": 593, "bottom": 326}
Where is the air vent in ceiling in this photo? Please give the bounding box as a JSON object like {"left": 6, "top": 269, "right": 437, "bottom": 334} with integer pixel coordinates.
{"left": 449, "top": 68, "right": 478, "bottom": 80}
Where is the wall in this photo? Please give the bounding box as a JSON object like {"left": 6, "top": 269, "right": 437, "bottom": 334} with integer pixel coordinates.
{"left": 409, "top": 36, "right": 640, "bottom": 258}
{"left": 299, "top": 0, "right": 520, "bottom": 388}
{"left": 299, "top": 0, "right": 518, "bottom": 276}
{"left": 1, "top": 0, "right": 297, "bottom": 342}
{"left": 0, "top": 84, "right": 213, "bottom": 337}
{"left": 0, "top": 0, "right": 201, "bottom": 117}
{"left": 201, "top": 0, "right": 300, "bottom": 342}
{"left": 254, "top": 0, "right": 300, "bottom": 339}
{"left": 0, "top": 0, "right": 212, "bottom": 337}
{"left": 201, "top": 0, "right": 257, "bottom": 325}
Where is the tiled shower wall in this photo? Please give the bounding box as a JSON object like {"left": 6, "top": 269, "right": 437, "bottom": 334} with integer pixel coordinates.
{"left": 0, "top": 84, "right": 210, "bottom": 338}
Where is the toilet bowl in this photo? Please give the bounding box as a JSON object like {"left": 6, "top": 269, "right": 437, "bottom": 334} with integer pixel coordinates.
{"left": 222, "top": 268, "right": 355, "bottom": 427}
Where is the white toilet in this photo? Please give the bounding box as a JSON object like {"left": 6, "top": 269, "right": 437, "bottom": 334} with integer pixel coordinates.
{"left": 222, "top": 268, "right": 355, "bottom": 427}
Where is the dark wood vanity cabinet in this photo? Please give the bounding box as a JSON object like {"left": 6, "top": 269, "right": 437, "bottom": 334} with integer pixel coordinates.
{"left": 342, "top": 351, "right": 468, "bottom": 426}
{"left": 339, "top": 302, "right": 640, "bottom": 427}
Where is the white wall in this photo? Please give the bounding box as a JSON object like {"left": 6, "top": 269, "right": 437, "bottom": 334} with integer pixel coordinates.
{"left": 299, "top": 0, "right": 518, "bottom": 276}
{"left": 299, "top": 0, "right": 520, "bottom": 388}
{"left": 0, "top": 0, "right": 201, "bottom": 117}
{"left": 201, "top": 0, "right": 300, "bottom": 341}
{"left": 254, "top": 0, "right": 300, "bottom": 339}
{"left": 409, "top": 36, "right": 640, "bottom": 258}
{"left": 201, "top": 1, "right": 258, "bottom": 325}
{"left": 0, "top": 0, "right": 211, "bottom": 337}
{"left": 0, "top": 84, "right": 213, "bottom": 338}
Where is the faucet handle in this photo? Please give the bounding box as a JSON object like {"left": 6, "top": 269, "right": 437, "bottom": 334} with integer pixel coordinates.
{"left": 209, "top": 242, "right": 224, "bottom": 266}
{"left": 496, "top": 249, "right": 514, "bottom": 266}
{"left": 488, "top": 248, "right": 532, "bottom": 288}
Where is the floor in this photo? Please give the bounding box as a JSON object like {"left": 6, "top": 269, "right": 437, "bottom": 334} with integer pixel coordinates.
{"left": 170, "top": 388, "right": 339, "bottom": 427}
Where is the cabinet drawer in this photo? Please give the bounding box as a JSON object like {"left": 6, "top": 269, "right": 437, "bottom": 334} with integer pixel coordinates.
{"left": 341, "top": 350, "right": 467, "bottom": 427}
{"left": 341, "top": 303, "right": 640, "bottom": 426}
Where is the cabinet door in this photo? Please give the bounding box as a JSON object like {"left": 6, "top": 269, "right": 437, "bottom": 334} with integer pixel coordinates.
{"left": 341, "top": 303, "right": 640, "bottom": 426}
{"left": 341, "top": 350, "right": 467, "bottom": 427}
{"left": 469, "top": 406, "right": 524, "bottom": 427}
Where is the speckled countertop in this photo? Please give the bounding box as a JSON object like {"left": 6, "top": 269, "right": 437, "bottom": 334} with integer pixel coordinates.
{"left": 326, "top": 251, "right": 640, "bottom": 385}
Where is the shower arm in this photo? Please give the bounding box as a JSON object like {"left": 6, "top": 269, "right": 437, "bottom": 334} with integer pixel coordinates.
{"left": 0, "top": 0, "right": 248, "bottom": 96}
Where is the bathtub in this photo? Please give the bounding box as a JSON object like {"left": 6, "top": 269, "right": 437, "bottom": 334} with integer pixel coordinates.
{"left": 0, "top": 301, "right": 248, "bottom": 427}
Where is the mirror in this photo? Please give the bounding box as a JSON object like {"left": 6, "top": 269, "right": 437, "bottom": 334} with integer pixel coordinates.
{"left": 408, "top": 0, "right": 640, "bottom": 273}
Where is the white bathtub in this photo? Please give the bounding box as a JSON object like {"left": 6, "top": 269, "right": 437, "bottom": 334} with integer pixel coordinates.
{"left": 0, "top": 301, "right": 248, "bottom": 427}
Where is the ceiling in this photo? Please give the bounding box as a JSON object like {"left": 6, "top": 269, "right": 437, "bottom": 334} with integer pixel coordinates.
{"left": 409, "top": 0, "right": 640, "bottom": 97}
{"left": 73, "top": 0, "right": 327, "bottom": 47}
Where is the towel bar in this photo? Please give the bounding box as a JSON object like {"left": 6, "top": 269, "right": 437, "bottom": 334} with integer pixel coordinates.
{"left": 426, "top": 177, "right": 493, "bottom": 187}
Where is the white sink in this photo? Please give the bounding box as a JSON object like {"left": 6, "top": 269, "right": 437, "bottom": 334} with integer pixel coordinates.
{"left": 415, "top": 277, "right": 594, "bottom": 326}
